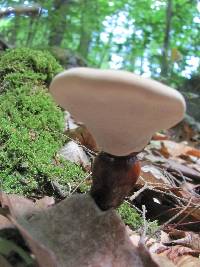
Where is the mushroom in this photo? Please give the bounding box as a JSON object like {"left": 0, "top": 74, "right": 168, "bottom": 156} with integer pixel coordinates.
{"left": 50, "top": 67, "right": 186, "bottom": 210}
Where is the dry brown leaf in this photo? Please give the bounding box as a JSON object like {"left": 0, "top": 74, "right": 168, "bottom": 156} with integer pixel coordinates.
{"left": 141, "top": 165, "right": 171, "bottom": 185}
{"left": 160, "top": 142, "right": 171, "bottom": 158}
{"left": 167, "top": 221, "right": 200, "bottom": 232}
{"left": 35, "top": 196, "right": 55, "bottom": 210}
{"left": 66, "top": 124, "right": 98, "bottom": 152}
{"left": 158, "top": 246, "right": 200, "bottom": 267}
{"left": 143, "top": 140, "right": 200, "bottom": 182}
{"left": 172, "top": 207, "right": 200, "bottom": 225}
{"left": 163, "top": 159, "right": 200, "bottom": 181}
{"left": 142, "top": 153, "right": 166, "bottom": 164}
{"left": 0, "top": 215, "right": 14, "bottom": 230}
{"left": 181, "top": 182, "right": 198, "bottom": 193}
{"left": 64, "top": 111, "right": 98, "bottom": 152}
{"left": 167, "top": 230, "right": 200, "bottom": 250}
{"left": 151, "top": 254, "right": 176, "bottom": 267}
{"left": 169, "top": 183, "right": 200, "bottom": 204}
{"left": 0, "top": 192, "right": 35, "bottom": 219}
{"left": 159, "top": 140, "right": 200, "bottom": 160}
{"left": 158, "top": 141, "right": 186, "bottom": 158}
{"left": 176, "top": 255, "right": 200, "bottom": 267}
{"left": 0, "top": 193, "right": 59, "bottom": 267}
{"left": 9, "top": 217, "right": 58, "bottom": 267}
{"left": 128, "top": 229, "right": 176, "bottom": 267}
{"left": 0, "top": 255, "right": 14, "bottom": 267}
{"left": 20, "top": 194, "right": 150, "bottom": 267}
{"left": 188, "top": 163, "right": 200, "bottom": 173}
{"left": 186, "top": 149, "right": 200, "bottom": 158}
{"left": 152, "top": 133, "right": 169, "bottom": 141}
{"left": 128, "top": 230, "right": 157, "bottom": 249}
{"left": 1, "top": 192, "right": 160, "bottom": 267}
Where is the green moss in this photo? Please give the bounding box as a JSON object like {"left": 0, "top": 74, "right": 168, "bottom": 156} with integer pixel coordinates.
{"left": 117, "top": 202, "right": 143, "bottom": 229}
{"left": 0, "top": 48, "right": 85, "bottom": 196}
{"left": 0, "top": 48, "right": 63, "bottom": 88}
{"left": 117, "top": 202, "right": 159, "bottom": 234}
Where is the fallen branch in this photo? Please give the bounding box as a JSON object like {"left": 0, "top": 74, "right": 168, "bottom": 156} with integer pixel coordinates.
{"left": 0, "top": 6, "right": 42, "bottom": 18}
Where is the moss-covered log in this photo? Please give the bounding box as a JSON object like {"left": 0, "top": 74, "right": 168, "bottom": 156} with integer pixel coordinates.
{"left": 0, "top": 48, "right": 85, "bottom": 196}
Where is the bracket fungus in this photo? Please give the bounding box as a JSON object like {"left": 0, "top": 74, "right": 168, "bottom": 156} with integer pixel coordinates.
{"left": 50, "top": 68, "right": 186, "bottom": 210}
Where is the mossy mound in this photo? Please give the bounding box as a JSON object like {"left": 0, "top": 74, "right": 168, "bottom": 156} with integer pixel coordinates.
{"left": 0, "top": 48, "right": 63, "bottom": 88}
{"left": 0, "top": 48, "right": 85, "bottom": 196}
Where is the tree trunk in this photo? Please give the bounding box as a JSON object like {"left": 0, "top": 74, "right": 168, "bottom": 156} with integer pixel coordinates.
{"left": 48, "top": 0, "right": 70, "bottom": 47}
{"left": 161, "top": 0, "right": 173, "bottom": 78}
{"left": 78, "top": 29, "right": 91, "bottom": 59}
{"left": 77, "top": 0, "right": 91, "bottom": 59}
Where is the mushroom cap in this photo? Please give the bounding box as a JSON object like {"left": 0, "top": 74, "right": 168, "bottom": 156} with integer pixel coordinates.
{"left": 49, "top": 68, "right": 186, "bottom": 156}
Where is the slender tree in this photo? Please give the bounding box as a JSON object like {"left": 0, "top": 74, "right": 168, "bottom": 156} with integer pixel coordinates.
{"left": 161, "top": 0, "right": 173, "bottom": 78}
{"left": 48, "top": 0, "right": 70, "bottom": 46}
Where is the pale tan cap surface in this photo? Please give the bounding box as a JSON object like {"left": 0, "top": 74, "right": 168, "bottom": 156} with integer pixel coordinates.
{"left": 49, "top": 67, "right": 186, "bottom": 156}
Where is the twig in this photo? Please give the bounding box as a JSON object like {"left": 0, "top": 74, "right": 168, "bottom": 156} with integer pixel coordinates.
{"left": 69, "top": 172, "right": 92, "bottom": 196}
{"left": 124, "top": 200, "right": 143, "bottom": 215}
{"left": 141, "top": 205, "right": 147, "bottom": 241}
{"left": 129, "top": 182, "right": 149, "bottom": 201}
{"left": 175, "top": 203, "right": 200, "bottom": 226}
{"left": 162, "top": 198, "right": 192, "bottom": 228}
{"left": 138, "top": 173, "right": 178, "bottom": 189}
{"left": 146, "top": 197, "right": 193, "bottom": 242}
{"left": 139, "top": 175, "right": 198, "bottom": 207}
{"left": 66, "top": 136, "right": 97, "bottom": 157}
{"left": 149, "top": 187, "right": 197, "bottom": 207}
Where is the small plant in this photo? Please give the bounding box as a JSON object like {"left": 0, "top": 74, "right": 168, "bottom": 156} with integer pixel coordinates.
{"left": 0, "top": 48, "right": 85, "bottom": 196}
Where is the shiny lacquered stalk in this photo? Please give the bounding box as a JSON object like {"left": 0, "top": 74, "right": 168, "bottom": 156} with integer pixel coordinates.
{"left": 90, "top": 152, "right": 141, "bottom": 211}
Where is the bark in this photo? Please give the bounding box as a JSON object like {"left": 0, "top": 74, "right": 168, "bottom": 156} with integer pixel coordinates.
{"left": 161, "top": 0, "right": 173, "bottom": 78}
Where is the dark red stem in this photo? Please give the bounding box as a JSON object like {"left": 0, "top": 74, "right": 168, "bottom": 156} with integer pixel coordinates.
{"left": 90, "top": 152, "right": 141, "bottom": 211}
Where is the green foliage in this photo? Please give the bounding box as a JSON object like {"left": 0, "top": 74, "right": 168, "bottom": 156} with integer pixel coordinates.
{"left": 117, "top": 202, "right": 159, "bottom": 234}
{"left": 0, "top": 48, "right": 85, "bottom": 195}
{"left": 117, "top": 202, "right": 143, "bottom": 229}
{"left": 0, "top": 0, "right": 199, "bottom": 89}
{"left": 0, "top": 1, "right": 199, "bottom": 88}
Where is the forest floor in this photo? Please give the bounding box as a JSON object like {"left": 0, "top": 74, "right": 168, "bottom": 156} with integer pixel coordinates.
{"left": 0, "top": 48, "right": 199, "bottom": 267}
{"left": 0, "top": 117, "right": 200, "bottom": 267}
